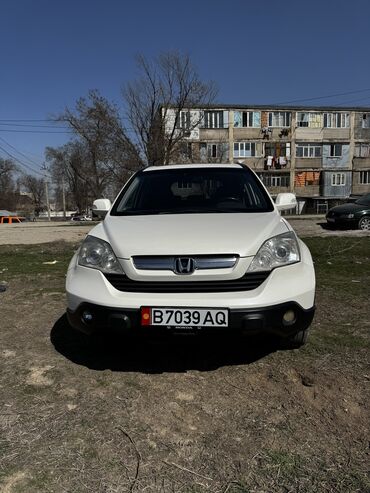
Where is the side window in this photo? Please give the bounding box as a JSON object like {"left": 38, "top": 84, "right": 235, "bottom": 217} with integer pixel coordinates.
{"left": 3, "top": 218, "right": 9, "bottom": 223}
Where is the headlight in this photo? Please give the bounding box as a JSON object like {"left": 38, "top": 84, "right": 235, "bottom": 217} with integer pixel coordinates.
{"left": 78, "top": 236, "right": 124, "bottom": 274}
{"left": 247, "top": 232, "right": 300, "bottom": 272}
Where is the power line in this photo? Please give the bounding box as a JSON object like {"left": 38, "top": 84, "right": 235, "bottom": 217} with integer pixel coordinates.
{"left": 0, "top": 129, "right": 74, "bottom": 134}
{"left": 0, "top": 144, "right": 45, "bottom": 176}
{"left": 275, "top": 88, "right": 370, "bottom": 105}
{"left": 0, "top": 119, "right": 55, "bottom": 122}
{"left": 330, "top": 96, "right": 370, "bottom": 106}
{"left": 0, "top": 136, "right": 42, "bottom": 168}
{"left": 0, "top": 122, "right": 70, "bottom": 129}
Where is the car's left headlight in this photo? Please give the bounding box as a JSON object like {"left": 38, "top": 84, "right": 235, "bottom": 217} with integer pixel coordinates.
{"left": 247, "top": 232, "right": 300, "bottom": 272}
{"left": 78, "top": 235, "right": 124, "bottom": 274}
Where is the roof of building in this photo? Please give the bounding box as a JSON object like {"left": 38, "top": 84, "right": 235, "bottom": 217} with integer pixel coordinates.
{"left": 168, "top": 104, "right": 370, "bottom": 112}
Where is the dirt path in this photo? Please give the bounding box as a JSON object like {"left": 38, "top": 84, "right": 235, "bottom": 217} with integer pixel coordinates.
{"left": 0, "top": 221, "right": 94, "bottom": 245}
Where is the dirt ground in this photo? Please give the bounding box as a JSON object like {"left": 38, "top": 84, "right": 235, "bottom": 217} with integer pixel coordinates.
{"left": 0, "top": 223, "right": 369, "bottom": 492}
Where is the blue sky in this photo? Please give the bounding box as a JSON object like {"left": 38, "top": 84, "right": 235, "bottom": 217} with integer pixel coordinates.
{"left": 1, "top": 0, "right": 370, "bottom": 176}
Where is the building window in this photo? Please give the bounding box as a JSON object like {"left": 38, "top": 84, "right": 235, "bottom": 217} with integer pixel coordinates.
{"left": 268, "top": 112, "right": 291, "bottom": 127}
{"left": 202, "top": 111, "right": 225, "bottom": 129}
{"left": 296, "top": 144, "right": 322, "bottom": 158}
{"left": 323, "top": 113, "right": 349, "bottom": 128}
{"left": 178, "top": 142, "right": 192, "bottom": 160}
{"left": 296, "top": 112, "right": 323, "bottom": 128}
{"left": 362, "top": 113, "right": 370, "bottom": 129}
{"left": 329, "top": 144, "right": 342, "bottom": 157}
{"left": 200, "top": 142, "right": 228, "bottom": 161}
{"left": 234, "top": 142, "right": 256, "bottom": 158}
{"left": 208, "top": 143, "right": 218, "bottom": 158}
{"left": 265, "top": 142, "right": 291, "bottom": 157}
{"left": 177, "top": 111, "right": 190, "bottom": 129}
{"left": 234, "top": 111, "right": 260, "bottom": 128}
{"left": 331, "top": 173, "right": 346, "bottom": 186}
{"left": 355, "top": 143, "right": 370, "bottom": 157}
{"left": 360, "top": 171, "right": 370, "bottom": 184}
{"left": 259, "top": 173, "right": 290, "bottom": 187}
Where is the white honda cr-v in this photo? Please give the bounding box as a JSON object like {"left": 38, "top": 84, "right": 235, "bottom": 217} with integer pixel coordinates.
{"left": 66, "top": 164, "right": 315, "bottom": 347}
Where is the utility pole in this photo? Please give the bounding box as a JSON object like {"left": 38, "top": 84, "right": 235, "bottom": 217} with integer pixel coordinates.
{"left": 41, "top": 163, "right": 51, "bottom": 222}
{"left": 62, "top": 174, "right": 66, "bottom": 220}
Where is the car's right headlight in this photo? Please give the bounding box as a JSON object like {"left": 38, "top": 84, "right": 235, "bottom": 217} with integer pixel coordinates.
{"left": 78, "top": 235, "right": 124, "bottom": 274}
{"left": 247, "top": 231, "right": 300, "bottom": 272}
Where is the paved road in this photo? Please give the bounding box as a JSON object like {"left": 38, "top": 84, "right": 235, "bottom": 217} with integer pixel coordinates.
{"left": 0, "top": 217, "right": 369, "bottom": 245}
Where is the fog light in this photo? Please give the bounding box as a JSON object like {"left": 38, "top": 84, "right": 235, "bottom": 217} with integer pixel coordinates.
{"left": 283, "top": 310, "right": 296, "bottom": 325}
{"left": 82, "top": 310, "right": 93, "bottom": 323}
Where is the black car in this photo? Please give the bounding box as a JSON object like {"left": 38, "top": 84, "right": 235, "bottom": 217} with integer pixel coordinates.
{"left": 326, "top": 193, "right": 370, "bottom": 230}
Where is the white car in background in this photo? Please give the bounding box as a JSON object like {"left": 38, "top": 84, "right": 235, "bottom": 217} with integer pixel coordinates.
{"left": 66, "top": 164, "right": 315, "bottom": 348}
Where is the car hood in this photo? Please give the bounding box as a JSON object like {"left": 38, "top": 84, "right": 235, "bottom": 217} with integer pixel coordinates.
{"left": 91, "top": 212, "right": 289, "bottom": 258}
{"left": 329, "top": 203, "right": 365, "bottom": 214}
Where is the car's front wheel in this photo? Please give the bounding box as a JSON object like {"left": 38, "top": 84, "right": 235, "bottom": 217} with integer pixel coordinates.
{"left": 358, "top": 216, "right": 370, "bottom": 231}
{"left": 280, "top": 329, "right": 310, "bottom": 349}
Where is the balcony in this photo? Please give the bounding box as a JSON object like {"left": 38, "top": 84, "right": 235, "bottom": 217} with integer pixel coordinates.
{"left": 322, "top": 128, "right": 350, "bottom": 140}
{"left": 295, "top": 158, "right": 322, "bottom": 169}
{"left": 353, "top": 157, "right": 370, "bottom": 169}
{"left": 199, "top": 128, "right": 228, "bottom": 140}
{"left": 295, "top": 185, "right": 320, "bottom": 197}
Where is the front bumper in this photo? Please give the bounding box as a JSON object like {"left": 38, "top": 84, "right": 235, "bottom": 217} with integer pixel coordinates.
{"left": 67, "top": 301, "right": 315, "bottom": 338}
{"left": 66, "top": 239, "right": 316, "bottom": 339}
{"left": 326, "top": 216, "right": 357, "bottom": 227}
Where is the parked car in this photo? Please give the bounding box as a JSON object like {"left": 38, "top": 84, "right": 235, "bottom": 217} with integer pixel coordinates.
{"left": 66, "top": 164, "right": 316, "bottom": 348}
{"left": 70, "top": 215, "right": 92, "bottom": 222}
{"left": 0, "top": 216, "right": 26, "bottom": 224}
{"left": 326, "top": 193, "right": 370, "bottom": 230}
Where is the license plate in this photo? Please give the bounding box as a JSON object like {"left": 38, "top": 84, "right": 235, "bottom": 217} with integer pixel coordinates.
{"left": 327, "top": 217, "right": 335, "bottom": 223}
{"left": 141, "top": 307, "right": 228, "bottom": 328}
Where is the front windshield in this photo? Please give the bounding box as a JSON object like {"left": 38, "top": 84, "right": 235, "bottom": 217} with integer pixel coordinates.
{"left": 355, "top": 194, "right": 370, "bottom": 206}
{"left": 111, "top": 167, "right": 274, "bottom": 215}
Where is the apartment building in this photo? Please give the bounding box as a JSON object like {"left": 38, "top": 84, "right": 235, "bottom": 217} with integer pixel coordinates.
{"left": 166, "top": 105, "right": 370, "bottom": 212}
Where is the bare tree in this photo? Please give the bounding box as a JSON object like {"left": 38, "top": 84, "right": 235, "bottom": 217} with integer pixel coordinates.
{"left": 56, "top": 90, "right": 142, "bottom": 198}
{"left": 123, "top": 51, "right": 217, "bottom": 166}
{"left": 46, "top": 142, "right": 91, "bottom": 212}
{"left": 0, "top": 158, "right": 17, "bottom": 210}
{"left": 22, "top": 174, "right": 45, "bottom": 212}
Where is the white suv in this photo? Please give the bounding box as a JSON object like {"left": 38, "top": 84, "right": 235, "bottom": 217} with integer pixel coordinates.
{"left": 66, "top": 164, "right": 315, "bottom": 347}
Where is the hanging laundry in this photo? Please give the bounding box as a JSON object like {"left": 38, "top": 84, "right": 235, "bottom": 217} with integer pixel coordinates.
{"left": 279, "top": 156, "right": 287, "bottom": 166}
{"left": 267, "top": 156, "right": 273, "bottom": 167}
{"left": 306, "top": 171, "right": 314, "bottom": 182}
{"left": 295, "top": 172, "right": 306, "bottom": 187}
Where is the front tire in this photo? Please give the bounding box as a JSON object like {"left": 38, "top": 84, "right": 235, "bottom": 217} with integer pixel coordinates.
{"left": 280, "top": 329, "right": 309, "bottom": 349}
{"left": 358, "top": 216, "right": 370, "bottom": 231}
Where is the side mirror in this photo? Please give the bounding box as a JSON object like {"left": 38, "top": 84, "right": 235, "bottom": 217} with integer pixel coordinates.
{"left": 275, "top": 193, "right": 297, "bottom": 212}
{"left": 92, "top": 199, "right": 111, "bottom": 219}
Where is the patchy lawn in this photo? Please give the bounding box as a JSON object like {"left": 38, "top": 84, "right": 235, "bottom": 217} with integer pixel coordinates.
{"left": 0, "top": 238, "right": 369, "bottom": 493}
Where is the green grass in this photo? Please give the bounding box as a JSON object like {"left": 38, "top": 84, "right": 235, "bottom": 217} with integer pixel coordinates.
{"left": 0, "top": 242, "right": 78, "bottom": 280}
{"left": 303, "top": 237, "right": 370, "bottom": 353}
{"left": 305, "top": 237, "right": 370, "bottom": 295}
{"left": 0, "top": 237, "right": 368, "bottom": 357}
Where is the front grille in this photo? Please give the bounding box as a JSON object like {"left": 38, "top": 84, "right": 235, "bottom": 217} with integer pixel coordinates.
{"left": 104, "top": 272, "right": 270, "bottom": 293}
{"left": 133, "top": 254, "right": 238, "bottom": 271}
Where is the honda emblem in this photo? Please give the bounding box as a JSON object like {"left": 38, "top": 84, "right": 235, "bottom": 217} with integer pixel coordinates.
{"left": 174, "top": 257, "right": 195, "bottom": 275}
